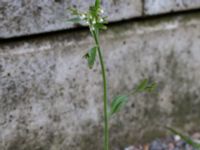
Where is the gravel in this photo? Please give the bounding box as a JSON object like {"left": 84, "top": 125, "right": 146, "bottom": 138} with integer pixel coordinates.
{"left": 124, "top": 134, "right": 200, "bottom": 150}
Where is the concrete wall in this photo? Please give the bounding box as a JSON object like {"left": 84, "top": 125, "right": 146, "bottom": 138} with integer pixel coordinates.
{"left": 1, "top": 0, "right": 200, "bottom": 38}
{"left": 0, "top": 0, "right": 142, "bottom": 38}
{"left": 0, "top": 1, "right": 200, "bottom": 150}
{"left": 144, "top": 0, "right": 200, "bottom": 15}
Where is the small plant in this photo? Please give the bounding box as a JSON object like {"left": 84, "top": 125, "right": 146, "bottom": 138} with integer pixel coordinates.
{"left": 68, "top": 0, "right": 156, "bottom": 150}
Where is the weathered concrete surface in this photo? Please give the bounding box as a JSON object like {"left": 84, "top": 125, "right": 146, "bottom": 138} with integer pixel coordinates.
{"left": 1, "top": 0, "right": 200, "bottom": 39}
{"left": 145, "top": 0, "right": 200, "bottom": 15}
{"left": 0, "top": 0, "right": 142, "bottom": 38}
{"left": 0, "top": 12, "right": 200, "bottom": 150}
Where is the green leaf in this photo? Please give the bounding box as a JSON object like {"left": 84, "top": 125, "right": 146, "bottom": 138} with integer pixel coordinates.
{"left": 109, "top": 95, "right": 128, "bottom": 117}
{"left": 135, "top": 79, "right": 157, "bottom": 93}
{"left": 95, "top": 23, "right": 107, "bottom": 30}
{"left": 135, "top": 79, "right": 148, "bottom": 92}
{"left": 90, "top": 0, "right": 101, "bottom": 17}
{"left": 69, "top": 7, "right": 79, "bottom": 15}
{"left": 146, "top": 83, "right": 157, "bottom": 92}
{"left": 89, "top": 6, "right": 97, "bottom": 17}
{"left": 102, "top": 16, "right": 108, "bottom": 23}
{"left": 84, "top": 47, "right": 97, "bottom": 69}
{"left": 166, "top": 127, "right": 200, "bottom": 149}
{"left": 67, "top": 17, "right": 82, "bottom": 23}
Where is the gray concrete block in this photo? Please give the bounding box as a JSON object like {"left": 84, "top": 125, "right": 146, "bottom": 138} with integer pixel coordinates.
{"left": 0, "top": 0, "right": 142, "bottom": 38}
{"left": 145, "top": 0, "right": 200, "bottom": 15}
{"left": 0, "top": 12, "right": 200, "bottom": 150}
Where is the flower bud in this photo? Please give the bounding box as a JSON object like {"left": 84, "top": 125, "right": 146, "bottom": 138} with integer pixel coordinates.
{"left": 99, "top": 8, "right": 104, "bottom": 14}
{"left": 91, "top": 26, "right": 95, "bottom": 31}
{"left": 80, "top": 14, "right": 86, "bottom": 20}
{"left": 92, "top": 19, "right": 96, "bottom": 24}
{"left": 99, "top": 18, "right": 104, "bottom": 23}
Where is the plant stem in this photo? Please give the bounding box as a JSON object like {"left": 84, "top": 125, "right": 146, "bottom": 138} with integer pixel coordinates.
{"left": 92, "top": 30, "right": 109, "bottom": 150}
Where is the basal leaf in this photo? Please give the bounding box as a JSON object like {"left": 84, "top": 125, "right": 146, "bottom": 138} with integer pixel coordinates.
{"left": 109, "top": 95, "right": 128, "bottom": 117}
{"left": 84, "top": 47, "right": 97, "bottom": 69}
{"left": 166, "top": 127, "right": 200, "bottom": 149}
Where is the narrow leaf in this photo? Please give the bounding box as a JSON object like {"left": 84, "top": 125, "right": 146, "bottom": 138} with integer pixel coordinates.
{"left": 102, "top": 16, "right": 108, "bottom": 24}
{"left": 134, "top": 79, "right": 157, "bottom": 94}
{"left": 109, "top": 95, "right": 128, "bottom": 117}
{"left": 84, "top": 47, "right": 97, "bottom": 69}
{"left": 166, "top": 127, "right": 200, "bottom": 149}
{"left": 135, "top": 79, "right": 148, "bottom": 92}
{"left": 67, "top": 17, "right": 82, "bottom": 23}
{"left": 95, "top": 23, "right": 107, "bottom": 30}
{"left": 146, "top": 83, "right": 157, "bottom": 92}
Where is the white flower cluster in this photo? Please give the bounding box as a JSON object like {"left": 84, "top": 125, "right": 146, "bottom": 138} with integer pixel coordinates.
{"left": 79, "top": 7, "right": 105, "bottom": 31}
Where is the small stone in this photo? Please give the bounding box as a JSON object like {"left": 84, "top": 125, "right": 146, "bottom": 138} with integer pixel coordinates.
{"left": 149, "top": 140, "right": 167, "bottom": 150}
{"left": 144, "top": 144, "right": 149, "bottom": 150}
{"left": 174, "top": 135, "right": 181, "bottom": 141}
{"left": 124, "top": 146, "right": 135, "bottom": 150}
{"left": 192, "top": 133, "right": 200, "bottom": 140}
{"left": 185, "top": 144, "right": 193, "bottom": 150}
{"left": 176, "top": 140, "right": 186, "bottom": 147}
{"left": 168, "top": 142, "right": 175, "bottom": 150}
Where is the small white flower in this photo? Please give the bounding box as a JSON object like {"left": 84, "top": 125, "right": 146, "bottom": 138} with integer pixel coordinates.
{"left": 99, "top": 18, "right": 104, "bottom": 23}
{"left": 92, "top": 19, "right": 96, "bottom": 24}
{"left": 99, "top": 8, "right": 104, "bottom": 14}
{"left": 86, "top": 20, "right": 89, "bottom": 24}
{"left": 91, "top": 26, "right": 95, "bottom": 31}
{"left": 80, "top": 14, "right": 86, "bottom": 20}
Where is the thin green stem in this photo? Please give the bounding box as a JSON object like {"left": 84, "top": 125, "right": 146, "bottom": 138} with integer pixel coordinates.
{"left": 92, "top": 30, "right": 109, "bottom": 150}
